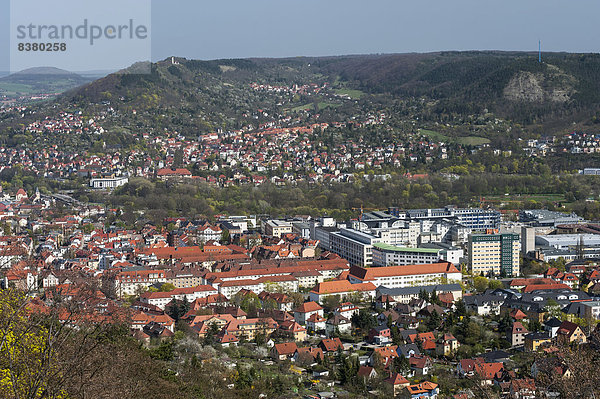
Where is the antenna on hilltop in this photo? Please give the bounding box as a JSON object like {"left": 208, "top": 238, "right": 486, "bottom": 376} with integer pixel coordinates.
{"left": 538, "top": 40, "right": 542, "bottom": 63}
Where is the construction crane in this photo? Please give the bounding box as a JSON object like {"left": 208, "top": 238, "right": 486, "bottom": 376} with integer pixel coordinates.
{"left": 351, "top": 205, "right": 380, "bottom": 220}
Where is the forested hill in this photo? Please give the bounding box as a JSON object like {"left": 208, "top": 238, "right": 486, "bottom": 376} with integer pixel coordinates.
{"left": 6, "top": 51, "right": 600, "bottom": 137}
{"left": 318, "top": 52, "right": 600, "bottom": 121}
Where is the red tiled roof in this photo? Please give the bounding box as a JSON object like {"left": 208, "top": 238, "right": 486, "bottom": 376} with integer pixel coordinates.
{"left": 522, "top": 283, "right": 571, "bottom": 293}
{"left": 294, "top": 301, "right": 323, "bottom": 313}
{"left": 349, "top": 262, "right": 458, "bottom": 281}
{"left": 274, "top": 342, "right": 298, "bottom": 356}
{"left": 384, "top": 372, "right": 409, "bottom": 386}
{"left": 157, "top": 168, "right": 192, "bottom": 176}
{"left": 319, "top": 338, "right": 343, "bottom": 352}
{"left": 310, "top": 280, "right": 376, "bottom": 295}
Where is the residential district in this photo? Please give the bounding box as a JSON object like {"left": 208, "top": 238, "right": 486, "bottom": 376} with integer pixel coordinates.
{"left": 1, "top": 103, "right": 599, "bottom": 189}
{"left": 1, "top": 184, "right": 599, "bottom": 399}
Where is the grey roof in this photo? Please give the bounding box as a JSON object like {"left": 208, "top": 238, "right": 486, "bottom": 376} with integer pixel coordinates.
{"left": 400, "top": 329, "right": 418, "bottom": 341}
{"left": 525, "top": 331, "right": 552, "bottom": 340}
{"left": 562, "top": 302, "right": 588, "bottom": 317}
{"left": 478, "top": 350, "right": 511, "bottom": 362}
{"left": 377, "top": 284, "right": 462, "bottom": 297}
{"left": 486, "top": 288, "right": 522, "bottom": 300}
{"left": 463, "top": 294, "right": 505, "bottom": 306}
{"left": 398, "top": 344, "right": 421, "bottom": 358}
{"left": 502, "top": 291, "right": 590, "bottom": 313}
{"left": 544, "top": 317, "right": 563, "bottom": 328}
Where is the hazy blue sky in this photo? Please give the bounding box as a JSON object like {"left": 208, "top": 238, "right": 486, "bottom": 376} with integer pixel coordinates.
{"left": 1, "top": 0, "right": 599, "bottom": 73}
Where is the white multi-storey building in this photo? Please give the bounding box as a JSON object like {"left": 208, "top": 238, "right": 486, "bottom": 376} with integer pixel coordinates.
{"left": 330, "top": 228, "right": 380, "bottom": 266}
{"left": 372, "top": 243, "right": 442, "bottom": 266}
{"left": 89, "top": 177, "right": 129, "bottom": 189}
{"left": 348, "top": 262, "right": 462, "bottom": 289}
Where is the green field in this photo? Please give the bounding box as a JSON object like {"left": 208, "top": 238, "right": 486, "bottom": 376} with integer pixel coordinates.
{"left": 290, "top": 102, "right": 341, "bottom": 112}
{"left": 334, "top": 88, "right": 364, "bottom": 99}
{"left": 456, "top": 136, "right": 491, "bottom": 146}
{"left": 418, "top": 129, "right": 491, "bottom": 146}
{"left": 0, "top": 82, "right": 35, "bottom": 95}
{"left": 318, "top": 102, "right": 341, "bottom": 110}
{"left": 290, "top": 103, "right": 313, "bottom": 112}
{"left": 419, "top": 129, "right": 450, "bottom": 141}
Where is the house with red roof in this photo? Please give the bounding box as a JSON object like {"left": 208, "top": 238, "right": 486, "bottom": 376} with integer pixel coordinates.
{"left": 409, "top": 355, "right": 432, "bottom": 377}
{"left": 348, "top": 262, "right": 462, "bottom": 288}
{"left": 271, "top": 342, "right": 298, "bottom": 361}
{"left": 357, "top": 366, "right": 378, "bottom": 383}
{"left": 436, "top": 333, "right": 460, "bottom": 356}
{"left": 370, "top": 345, "right": 399, "bottom": 368}
{"left": 508, "top": 321, "right": 529, "bottom": 347}
{"left": 140, "top": 285, "right": 218, "bottom": 309}
{"left": 309, "top": 280, "right": 376, "bottom": 303}
{"left": 278, "top": 320, "right": 307, "bottom": 341}
{"left": 401, "top": 381, "right": 439, "bottom": 399}
{"left": 156, "top": 168, "right": 192, "bottom": 180}
{"left": 509, "top": 308, "right": 528, "bottom": 321}
{"left": 509, "top": 378, "right": 536, "bottom": 399}
{"left": 383, "top": 372, "right": 410, "bottom": 396}
{"left": 131, "top": 311, "right": 175, "bottom": 333}
{"left": 15, "top": 188, "right": 28, "bottom": 202}
{"left": 318, "top": 337, "right": 343, "bottom": 353}
{"left": 294, "top": 301, "right": 323, "bottom": 325}
{"left": 217, "top": 332, "right": 239, "bottom": 347}
{"left": 557, "top": 320, "right": 587, "bottom": 345}
{"left": 293, "top": 347, "right": 323, "bottom": 364}
{"left": 458, "top": 358, "right": 504, "bottom": 384}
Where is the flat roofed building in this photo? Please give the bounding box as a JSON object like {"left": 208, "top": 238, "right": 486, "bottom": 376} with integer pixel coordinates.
{"left": 90, "top": 176, "right": 128, "bottom": 189}
{"left": 391, "top": 206, "right": 500, "bottom": 230}
{"left": 330, "top": 228, "right": 380, "bottom": 266}
{"left": 264, "top": 220, "right": 293, "bottom": 238}
{"left": 469, "top": 234, "right": 520, "bottom": 277}
{"left": 520, "top": 210, "right": 583, "bottom": 227}
{"left": 372, "top": 243, "right": 441, "bottom": 266}
{"left": 536, "top": 234, "right": 600, "bottom": 249}
{"left": 582, "top": 300, "right": 600, "bottom": 320}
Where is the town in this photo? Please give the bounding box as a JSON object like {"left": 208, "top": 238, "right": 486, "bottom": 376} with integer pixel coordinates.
{"left": 1, "top": 180, "right": 599, "bottom": 398}
{"left": 0, "top": 102, "right": 597, "bottom": 192}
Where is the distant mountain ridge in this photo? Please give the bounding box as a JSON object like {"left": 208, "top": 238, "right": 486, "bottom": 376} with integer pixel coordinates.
{"left": 0, "top": 67, "right": 93, "bottom": 97}
{"left": 8, "top": 67, "right": 80, "bottom": 77}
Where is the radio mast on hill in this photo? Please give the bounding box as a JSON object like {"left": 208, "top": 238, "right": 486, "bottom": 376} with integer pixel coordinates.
{"left": 538, "top": 40, "right": 542, "bottom": 63}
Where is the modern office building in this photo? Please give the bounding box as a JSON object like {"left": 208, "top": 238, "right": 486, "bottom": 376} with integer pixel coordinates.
{"left": 372, "top": 243, "right": 442, "bottom": 267}
{"left": 389, "top": 206, "right": 501, "bottom": 230}
{"left": 330, "top": 228, "right": 380, "bottom": 266}
{"left": 89, "top": 176, "right": 128, "bottom": 189}
{"left": 469, "top": 233, "right": 520, "bottom": 277}
{"left": 264, "top": 220, "right": 293, "bottom": 238}
{"left": 520, "top": 210, "right": 584, "bottom": 227}
{"left": 535, "top": 234, "right": 600, "bottom": 249}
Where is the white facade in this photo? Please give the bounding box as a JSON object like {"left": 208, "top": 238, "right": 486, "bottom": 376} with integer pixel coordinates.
{"left": 330, "top": 228, "right": 379, "bottom": 266}
{"left": 372, "top": 243, "right": 442, "bottom": 266}
{"left": 90, "top": 177, "right": 129, "bottom": 189}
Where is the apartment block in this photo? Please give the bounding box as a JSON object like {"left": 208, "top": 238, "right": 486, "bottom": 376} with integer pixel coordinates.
{"left": 348, "top": 262, "right": 462, "bottom": 289}
{"left": 469, "top": 234, "right": 520, "bottom": 277}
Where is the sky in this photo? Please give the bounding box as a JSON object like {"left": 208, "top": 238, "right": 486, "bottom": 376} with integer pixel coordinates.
{"left": 1, "top": 0, "right": 599, "bottom": 73}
